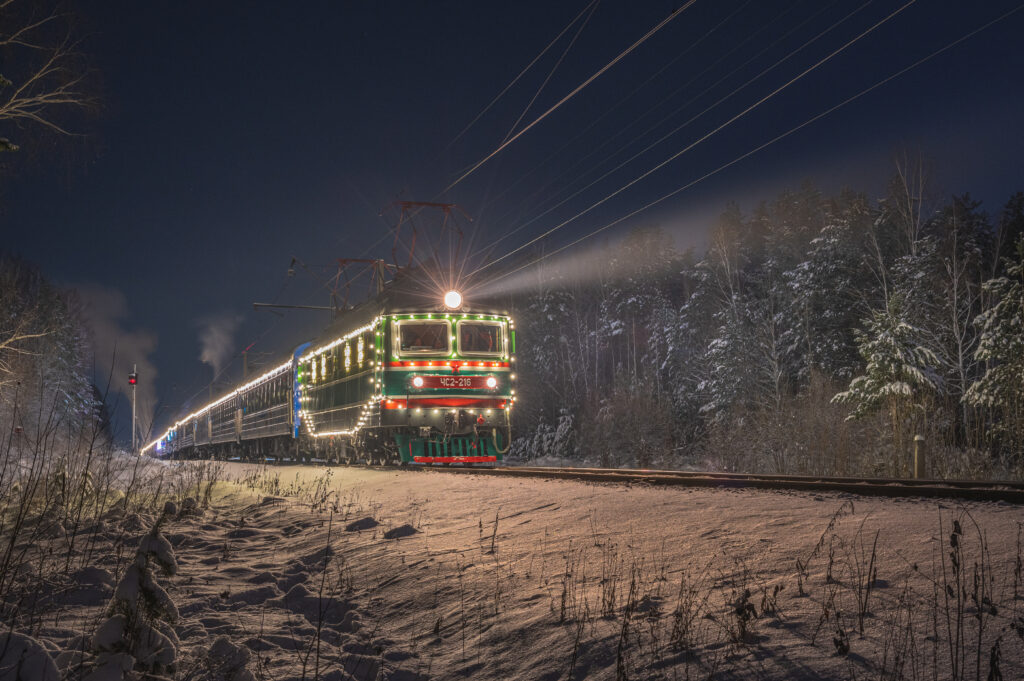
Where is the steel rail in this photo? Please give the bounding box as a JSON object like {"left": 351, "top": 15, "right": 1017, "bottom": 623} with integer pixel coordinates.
{"left": 400, "top": 465, "right": 1024, "bottom": 504}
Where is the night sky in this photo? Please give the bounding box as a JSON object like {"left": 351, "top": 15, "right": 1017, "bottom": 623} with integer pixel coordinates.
{"left": 4, "top": 0, "right": 1023, "bottom": 442}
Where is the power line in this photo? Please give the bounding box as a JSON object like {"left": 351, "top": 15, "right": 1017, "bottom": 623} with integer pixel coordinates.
{"left": 479, "top": 0, "right": 858, "bottom": 261}
{"left": 474, "top": 0, "right": 759, "bottom": 232}
{"left": 470, "top": 0, "right": 920, "bottom": 278}
{"left": 500, "top": 0, "right": 600, "bottom": 145}
{"left": 442, "top": 0, "right": 700, "bottom": 195}
{"left": 482, "top": 3, "right": 1024, "bottom": 288}
{"left": 443, "top": 0, "right": 600, "bottom": 153}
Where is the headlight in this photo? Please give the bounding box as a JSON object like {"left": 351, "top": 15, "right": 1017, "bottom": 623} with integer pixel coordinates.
{"left": 412, "top": 376, "right": 424, "bottom": 388}
{"left": 485, "top": 376, "right": 497, "bottom": 388}
{"left": 443, "top": 290, "right": 462, "bottom": 309}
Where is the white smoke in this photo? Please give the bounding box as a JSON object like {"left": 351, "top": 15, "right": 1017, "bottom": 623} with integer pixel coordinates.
{"left": 74, "top": 284, "right": 159, "bottom": 442}
{"left": 197, "top": 314, "right": 241, "bottom": 378}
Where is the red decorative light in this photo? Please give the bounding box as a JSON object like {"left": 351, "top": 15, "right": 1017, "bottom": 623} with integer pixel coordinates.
{"left": 388, "top": 360, "right": 511, "bottom": 368}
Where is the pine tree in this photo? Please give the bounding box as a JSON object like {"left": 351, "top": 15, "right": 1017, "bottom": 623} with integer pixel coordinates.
{"left": 964, "top": 236, "right": 1024, "bottom": 462}
{"left": 780, "top": 194, "right": 873, "bottom": 383}
{"left": 833, "top": 296, "right": 940, "bottom": 474}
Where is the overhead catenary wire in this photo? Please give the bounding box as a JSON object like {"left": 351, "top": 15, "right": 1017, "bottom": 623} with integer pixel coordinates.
{"left": 480, "top": 3, "right": 1024, "bottom": 289}
{"left": 478, "top": 0, "right": 860, "bottom": 261}
{"left": 443, "top": 0, "right": 600, "bottom": 154}
{"left": 442, "top": 0, "right": 700, "bottom": 195}
{"left": 499, "top": 0, "right": 600, "bottom": 145}
{"left": 475, "top": 0, "right": 758, "bottom": 228}
{"left": 469, "top": 0, "right": 920, "bottom": 279}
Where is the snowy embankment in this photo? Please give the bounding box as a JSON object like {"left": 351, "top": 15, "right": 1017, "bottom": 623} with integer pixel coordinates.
{"left": 4, "top": 463, "right": 1023, "bottom": 680}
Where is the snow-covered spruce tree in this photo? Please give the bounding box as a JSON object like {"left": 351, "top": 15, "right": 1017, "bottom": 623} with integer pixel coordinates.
{"left": 526, "top": 409, "right": 578, "bottom": 462}
{"left": 698, "top": 292, "right": 787, "bottom": 423}
{"left": 965, "top": 235, "right": 1024, "bottom": 463}
{"left": 779, "top": 194, "right": 874, "bottom": 384}
{"left": 89, "top": 501, "right": 179, "bottom": 680}
{"left": 832, "top": 296, "right": 940, "bottom": 475}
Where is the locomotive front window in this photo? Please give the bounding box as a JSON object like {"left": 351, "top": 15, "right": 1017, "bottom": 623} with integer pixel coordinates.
{"left": 457, "top": 321, "right": 503, "bottom": 356}
{"left": 395, "top": 321, "right": 451, "bottom": 356}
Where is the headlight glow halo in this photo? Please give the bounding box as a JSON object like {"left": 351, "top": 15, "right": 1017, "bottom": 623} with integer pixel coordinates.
{"left": 443, "top": 290, "right": 463, "bottom": 309}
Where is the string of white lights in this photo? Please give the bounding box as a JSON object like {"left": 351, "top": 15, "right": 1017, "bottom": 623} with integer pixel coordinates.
{"left": 140, "top": 359, "right": 292, "bottom": 454}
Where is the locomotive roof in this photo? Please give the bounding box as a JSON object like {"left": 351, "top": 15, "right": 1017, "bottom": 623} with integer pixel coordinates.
{"left": 308, "top": 266, "right": 509, "bottom": 349}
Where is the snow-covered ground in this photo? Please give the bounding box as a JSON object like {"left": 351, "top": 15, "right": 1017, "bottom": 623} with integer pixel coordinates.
{"left": 10, "top": 463, "right": 1024, "bottom": 680}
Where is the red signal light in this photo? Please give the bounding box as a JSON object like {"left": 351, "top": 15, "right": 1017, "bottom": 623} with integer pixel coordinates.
{"left": 128, "top": 372, "right": 137, "bottom": 385}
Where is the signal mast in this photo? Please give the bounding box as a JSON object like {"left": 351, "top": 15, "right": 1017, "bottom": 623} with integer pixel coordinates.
{"left": 128, "top": 365, "right": 138, "bottom": 453}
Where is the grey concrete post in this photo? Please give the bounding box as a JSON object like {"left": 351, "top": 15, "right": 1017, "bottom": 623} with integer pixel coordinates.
{"left": 913, "top": 434, "right": 926, "bottom": 479}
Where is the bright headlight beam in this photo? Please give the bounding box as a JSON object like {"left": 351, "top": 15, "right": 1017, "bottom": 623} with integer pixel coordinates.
{"left": 444, "top": 290, "right": 462, "bottom": 309}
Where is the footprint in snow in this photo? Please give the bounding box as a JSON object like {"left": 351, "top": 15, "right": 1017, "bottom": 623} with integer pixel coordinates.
{"left": 249, "top": 571, "right": 278, "bottom": 584}
{"left": 226, "top": 527, "right": 263, "bottom": 539}
{"left": 268, "top": 583, "right": 357, "bottom": 628}
{"left": 345, "top": 517, "right": 379, "bottom": 532}
{"left": 383, "top": 524, "right": 418, "bottom": 539}
{"left": 228, "top": 584, "right": 281, "bottom": 605}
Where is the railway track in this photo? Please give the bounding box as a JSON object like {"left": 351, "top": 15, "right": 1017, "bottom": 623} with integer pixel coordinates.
{"left": 402, "top": 464, "right": 1024, "bottom": 504}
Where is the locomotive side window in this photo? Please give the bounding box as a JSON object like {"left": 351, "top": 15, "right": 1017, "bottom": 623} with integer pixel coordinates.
{"left": 395, "top": 321, "right": 450, "bottom": 356}
{"left": 457, "top": 321, "right": 503, "bottom": 356}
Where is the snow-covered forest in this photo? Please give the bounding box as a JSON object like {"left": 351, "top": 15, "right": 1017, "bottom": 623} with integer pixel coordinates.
{"left": 0, "top": 255, "right": 101, "bottom": 438}
{"left": 507, "top": 175, "right": 1024, "bottom": 479}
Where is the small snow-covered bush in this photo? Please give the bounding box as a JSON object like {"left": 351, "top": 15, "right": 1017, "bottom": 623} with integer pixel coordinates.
{"left": 89, "top": 501, "right": 180, "bottom": 680}
{"left": 192, "top": 637, "right": 256, "bottom": 681}
{"left": 0, "top": 631, "right": 60, "bottom": 681}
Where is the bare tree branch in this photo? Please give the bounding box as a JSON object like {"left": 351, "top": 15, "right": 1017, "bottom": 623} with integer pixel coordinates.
{"left": 0, "top": 0, "right": 92, "bottom": 150}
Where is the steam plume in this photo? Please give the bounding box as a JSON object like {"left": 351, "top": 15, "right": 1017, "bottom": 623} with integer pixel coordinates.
{"left": 75, "top": 284, "right": 158, "bottom": 442}
{"left": 197, "top": 314, "right": 241, "bottom": 378}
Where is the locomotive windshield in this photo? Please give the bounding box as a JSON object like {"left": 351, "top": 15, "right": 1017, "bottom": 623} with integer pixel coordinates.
{"left": 457, "top": 321, "right": 503, "bottom": 355}
{"left": 396, "top": 321, "right": 450, "bottom": 355}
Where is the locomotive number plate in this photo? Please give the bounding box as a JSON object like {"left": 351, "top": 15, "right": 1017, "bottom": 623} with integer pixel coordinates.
{"left": 418, "top": 376, "right": 491, "bottom": 389}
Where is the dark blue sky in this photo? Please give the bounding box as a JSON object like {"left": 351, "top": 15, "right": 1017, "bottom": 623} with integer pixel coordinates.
{"left": 4, "top": 0, "right": 1023, "bottom": 441}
